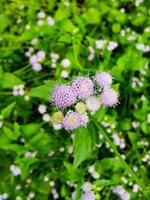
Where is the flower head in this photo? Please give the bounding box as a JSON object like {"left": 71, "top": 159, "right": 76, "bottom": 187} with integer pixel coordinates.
{"left": 52, "top": 111, "right": 64, "bottom": 124}
{"left": 82, "top": 191, "right": 95, "bottom": 200}
{"left": 96, "top": 72, "right": 112, "bottom": 88}
{"left": 51, "top": 85, "right": 77, "bottom": 109}
{"left": 80, "top": 113, "right": 89, "bottom": 127}
{"left": 85, "top": 96, "right": 101, "bottom": 113}
{"left": 62, "top": 111, "right": 88, "bottom": 131}
{"left": 100, "top": 88, "right": 118, "bottom": 107}
{"left": 82, "top": 182, "right": 93, "bottom": 192}
{"left": 72, "top": 77, "right": 94, "bottom": 100}
{"left": 62, "top": 111, "right": 81, "bottom": 131}
{"left": 75, "top": 102, "right": 86, "bottom": 114}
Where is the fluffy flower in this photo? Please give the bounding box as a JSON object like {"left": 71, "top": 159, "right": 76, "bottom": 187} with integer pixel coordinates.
{"left": 82, "top": 182, "right": 93, "bottom": 192}
{"left": 32, "top": 63, "right": 42, "bottom": 72}
{"left": 38, "top": 104, "right": 47, "bottom": 114}
{"left": 107, "top": 41, "right": 118, "bottom": 51}
{"left": 62, "top": 111, "right": 87, "bottom": 131}
{"left": 10, "top": 165, "right": 21, "bottom": 176}
{"left": 80, "top": 113, "right": 89, "bottom": 127}
{"left": 72, "top": 77, "right": 94, "bottom": 100}
{"left": 61, "top": 58, "right": 71, "bottom": 68}
{"left": 96, "top": 72, "right": 112, "bottom": 88}
{"left": 75, "top": 102, "right": 86, "bottom": 114}
{"left": 100, "top": 88, "right": 118, "bottom": 107}
{"left": 52, "top": 85, "right": 77, "bottom": 109}
{"left": 36, "top": 50, "right": 45, "bottom": 62}
{"left": 85, "top": 96, "right": 101, "bottom": 113}
{"left": 96, "top": 40, "right": 106, "bottom": 49}
{"left": 82, "top": 192, "right": 95, "bottom": 200}
{"left": 52, "top": 111, "right": 64, "bottom": 124}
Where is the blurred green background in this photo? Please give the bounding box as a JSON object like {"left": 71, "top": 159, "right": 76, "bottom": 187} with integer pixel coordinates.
{"left": 0, "top": 0, "right": 150, "bottom": 199}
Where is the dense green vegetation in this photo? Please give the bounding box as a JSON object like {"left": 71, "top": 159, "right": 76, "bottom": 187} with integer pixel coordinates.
{"left": 0, "top": 0, "right": 150, "bottom": 199}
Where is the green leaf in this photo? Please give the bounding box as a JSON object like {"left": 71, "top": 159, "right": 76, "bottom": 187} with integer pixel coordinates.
{"left": 73, "top": 127, "right": 92, "bottom": 168}
{"left": 0, "top": 14, "right": 10, "bottom": 33}
{"left": 28, "top": 80, "right": 55, "bottom": 100}
{"left": 3, "top": 126, "right": 19, "bottom": 141}
{"left": 55, "top": 5, "right": 71, "bottom": 22}
{"left": 0, "top": 73, "right": 23, "bottom": 88}
{"left": 1, "top": 102, "right": 16, "bottom": 119}
{"left": 21, "top": 123, "right": 41, "bottom": 138}
{"left": 83, "top": 8, "right": 100, "bottom": 24}
{"left": 94, "top": 179, "right": 114, "bottom": 188}
{"left": 64, "top": 162, "right": 84, "bottom": 182}
{"left": 120, "top": 118, "right": 131, "bottom": 131}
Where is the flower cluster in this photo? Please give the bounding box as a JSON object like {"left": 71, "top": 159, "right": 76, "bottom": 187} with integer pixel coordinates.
{"left": 50, "top": 72, "right": 118, "bottom": 130}
{"left": 81, "top": 182, "right": 95, "bottom": 200}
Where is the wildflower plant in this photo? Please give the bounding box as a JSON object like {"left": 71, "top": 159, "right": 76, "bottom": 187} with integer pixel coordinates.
{"left": 50, "top": 71, "right": 118, "bottom": 131}
{"left": 0, "top": 0, "right": 150, "bottom": 199}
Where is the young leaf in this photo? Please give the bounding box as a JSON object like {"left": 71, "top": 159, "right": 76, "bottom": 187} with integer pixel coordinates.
{"left": 73, "top": 127, "right": 92, "bottom": 168}
{"left": 28, "top": 80, "right": 55, "bottom": 100}
{"left": 1, "top": 102, "right": 16, "bottom": 119}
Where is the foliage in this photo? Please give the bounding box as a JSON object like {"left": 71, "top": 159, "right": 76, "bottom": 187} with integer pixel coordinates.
{"left": 0, "top": 0, "right": 150, "bottom": 199}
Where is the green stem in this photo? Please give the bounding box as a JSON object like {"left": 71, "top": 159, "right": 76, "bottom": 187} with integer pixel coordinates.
{"left": 72, "top": 35, "right": 84, "bottom": 71}
{"left": 90, "top": 114, "right": 146, "bottom": 192}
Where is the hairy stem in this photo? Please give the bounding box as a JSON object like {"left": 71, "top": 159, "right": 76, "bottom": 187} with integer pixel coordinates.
{"left": 91, "top": 114, "right": 146, "bottom": 192}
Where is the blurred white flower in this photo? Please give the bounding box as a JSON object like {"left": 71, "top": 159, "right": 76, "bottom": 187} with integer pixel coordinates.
{"left": 13, "top": 85, "right": 25, "bottom": 96}
{"left": 52, "top": 123, "right": 62, "bottom": 130}
{"left": 51, "top": 63, "right": 56, "bottom": 68}
{"left": 47, "top": 16, "right": 55, "bottom": 26}
{"left": 61, "top": 58, "right": 71, "bottom": 68}
{"left": 37, "top": 11, "right": 46, "bottom": 19}
{"left": 10, "top": 165, "right": 21, "bottom": 176}
{"left": 107, "top": 41, "right": 118, "bottom": 51}
{"left": 85, "top": 96, "right": 101, "bottom": 114}
{"left": 38, "top": 104, "right": 47, "bottom": 114}
{"left": 96, "top": 40, "right": 106, "bottom": 49}
{"left": 37, "top": 20, "right": 44, "bottom": 26}
{"left": 49, "top": 181, "right": 55, "bottom": 187}
{"left": 32, "top": 63, "right": 42, "bottom": 72}
{"left": 42, "top": 113, "right": 51, "bottom": 122}
{"left": 36, "top": 51, "right": 45, "bottom": 62}
{"left": 60, "top": 70, "right": 69, "bottom": 78}
{"left": 29, "top": 55, "right": 37, "bottom": 65}
{"left": 28, "top": 192, "right": 35, "bottom": 199}
{"left": 82, "top": 182, "right": 92, "bottom": 192}
{"left": 50, "top": 53, "right": 59, "bottom": 60}
{"left": 31, "top": 38, "right": 38, "bottom": 45}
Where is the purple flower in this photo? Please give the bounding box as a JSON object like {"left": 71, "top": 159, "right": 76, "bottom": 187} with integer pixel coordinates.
{"left": 82, "top": 192, "right": 95, "bottom": 200}
{"left": 62, "top": 111, "right": 81, "bottom": 130}
{"left": 62, "top": 111, "right": 89, "bottom": 131}
{"left": 72, "top": 77, "right": 94, "bottom": 100}
{"left": 51, "top": 85, "right": 77, "bottom": 109}
{"left": 82, "top": 182, "right": 93, "bottom": 192}
{"left": 100, "top": 88, "right": 118, "bottom": 107}
{"left": 96, "top": 72, "right": 112, "bottom": 88}
{"left": 80, "top": 114, "right": 89, "bottom": 127}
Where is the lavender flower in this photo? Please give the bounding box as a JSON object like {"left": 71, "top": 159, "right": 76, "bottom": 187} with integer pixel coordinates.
{"left": 100, "top": 88, "right": 118, "bottom": 107}
{"left": 51, "top": 85, "right": 77, "bottom": 109}
{"left": 82, "top": 182, "right": 93, "bottom": 192}
{"left": 62, "top": 111, "right": 81, "bottom": 130}
{"left": 62, "top": 111, "right": 88, "bottom": 131}
{"left": 96, "top": 72, "right": 112, "bottom": 88}
{"left": 82, "top": 191, "right": 95, "bottom": 200}
{"left": 80, "top": 113, "right": 89, "bottom": 127}
{"left": 72, "top": 77, "right": 94, "bottom": 100}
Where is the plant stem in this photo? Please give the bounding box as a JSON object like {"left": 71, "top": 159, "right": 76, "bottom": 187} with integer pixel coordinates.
{"left": 72, "top": 35, "right": 84, "bottom": 71}
{"left": 91, "top": 114, "right": 146, "bottom": 192}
